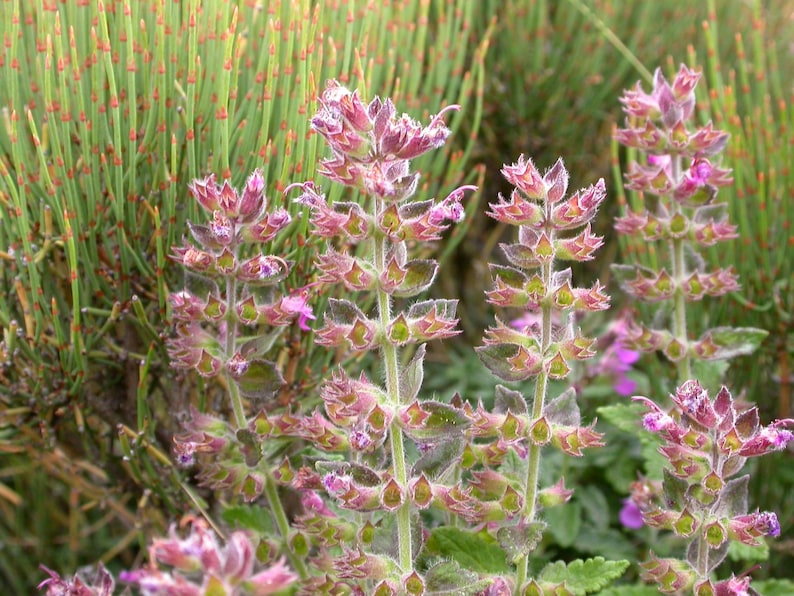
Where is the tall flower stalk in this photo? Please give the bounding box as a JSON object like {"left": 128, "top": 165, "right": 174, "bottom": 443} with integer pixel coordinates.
{"left": 613, "top": 65, "right": 765, "bottom": 384}
{"left": 634, "top": 380, "right": 793, "bottom": 593}
{"left": 477, "top": 155, "right": 610, "bottom": 589}
{"left": 168, "top": 171, "right": 308, "bottom": 577}
{"left": 287, "top": 80, "right": 475, "bottom": 592}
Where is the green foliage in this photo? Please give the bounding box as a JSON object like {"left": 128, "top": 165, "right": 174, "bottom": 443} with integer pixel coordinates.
{"left": 597, "top": 403, "right": 666, "bottom": 478}
{"left": 423, "top": 527, "right": 511, "bottom": 575}
{"left": 537, "top": 557, "right": 630, "bottom": 595}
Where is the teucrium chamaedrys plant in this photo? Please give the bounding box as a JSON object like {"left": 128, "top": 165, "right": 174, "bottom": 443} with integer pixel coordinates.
{"left": 612, "top": 64, "right": 766, "bottom": 386}
{"left": 477, "top": 155, "right": 617, "bottom": 591}
{"left": 286, "top": 80, "right": 477, "bottom": 593}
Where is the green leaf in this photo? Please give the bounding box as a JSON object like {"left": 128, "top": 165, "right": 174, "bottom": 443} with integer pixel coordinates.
{"left": 545, "top": 387, "right": 580, "bottom": 426}
{"left": 326, "top": 298, "right": 367, "bottom": 324}
{"left": 400, "top": 345, "right": 425, "bottom": 403}
{"left": 714, "top": 474, "right": 749, "bottom": 517}
{"left": 423, "top": 560, "right": 492, "bottom": 595}
{"left": 424, "top": 527, "right": 510, "bottom": 575}
{"left": 596, "top": 585, "right": 660, "bottom": 596}
{"left": 392, "top": 259, "right": 439, "bottom": 297}
{"left": 544, "top": 500, "right": 582, "bottom": 547}
{"left": 576, "top": 486, "right": 610, "bottom": 532}
{"left": 663, "top": 468, "right": 689, "bottom": 511}
{"left": 699, "top": 326, "right": 768, "bottom": 360}
{"left": 494, "top": 384, "right": 528, "bottom": 415}
{"left": 497, "top": 522, "right": 545, "bottom": 563}
{"left": 753, "top": 579, "right": 794, "bottom": 596}
{"left": 402, "top": 400, "right": 471, "bottom": 441}
{"left": 598, "top": 404, "right": 666, "bottom": 478}
{"left": 690, "top": 359, "right": 729, "bottom": 393}
{"left": 574, "top": 527, "right": 637, "bottom": 561}
{"left": 475, "top": 343, "right": 540, "bottom": 382}
{"left": 489, "top": 263, "right": 528, "bottom": 288}
{"left": 412, "top": 436, "right": 464, "bottom": 480}
{"left": 538, "top": 557, "right": 630, "bottom": 595}
{"left": 221, "top": 504, "right": 274, "bottom": 534}
{"left": 728, "top": 539, "right": 769, "bottom": 562}
{"left": 229, "top": 358, "right": 285, "bottom": 402}
{"left": 500, "top": 242, "right": 541, "bottom": 269}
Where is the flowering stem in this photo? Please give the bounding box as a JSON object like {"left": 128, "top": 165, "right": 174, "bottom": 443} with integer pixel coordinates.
{"left": 374, "top": 204, "right": 413, "bottom": 574}
{"left": 518, "top": 266, "right": 554, "bottom": 586}
{"left": 263, "top": 465, "right": 309, "bottom": 579}
{"left": 669, "top": 155, "right": 692, "bottom": 383}
{"left": 226, "top": 272, "right": 247, "bottom": 429}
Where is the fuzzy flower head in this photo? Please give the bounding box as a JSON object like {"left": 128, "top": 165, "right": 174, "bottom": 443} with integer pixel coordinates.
{"left": 311, "top": 79, "right": 458, "bottom": 200}
{"left": 615, "top": 65, "right": 729, "bottom": 156}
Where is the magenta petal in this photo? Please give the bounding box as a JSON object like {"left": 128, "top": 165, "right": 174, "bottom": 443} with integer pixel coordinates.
{"left": 619, "top": 499, "right": 645, "bottom": 529}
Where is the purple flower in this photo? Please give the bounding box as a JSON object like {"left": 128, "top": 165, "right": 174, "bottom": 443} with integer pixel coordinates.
{"left": 280, "top": 291, "right": 316, "bottom": 331}
{"left": 619, "top": 498, "right": 645, "bottom": 529}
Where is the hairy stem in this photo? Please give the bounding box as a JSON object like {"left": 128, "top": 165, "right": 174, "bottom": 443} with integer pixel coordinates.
{"left": 669, "top": 154, "right": 692, "bottom": 383}
{"left": 224, "top": 246, "right": 304, "bottom": 578}
{"left": 374, "top": 206, "right": 413, "bottom": 574}
{"left": 226, "top": 272, "right": 247, "bottom": 429}
{"left": 517, "top": 262, "right": 554, "bottom": 587}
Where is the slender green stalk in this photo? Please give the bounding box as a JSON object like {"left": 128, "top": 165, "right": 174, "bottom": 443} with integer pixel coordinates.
{"left": 517, "top": 266, "right": 553, "bottom": 586}
{"left": 669, "top": 155, "right": 692, "bottom": 383}
{"left": 374, "top": 202, "right": 413, "bottom": 574}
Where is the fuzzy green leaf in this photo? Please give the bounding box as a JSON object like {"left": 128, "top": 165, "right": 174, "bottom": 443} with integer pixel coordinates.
{"left": 220, "top": 505, "right": 274, "bottom": 535}
{"left": 545, "top": 387, "right": 580, "bottom": 426}
{"left": 698, "top": 326, "right": 768, "bottom": 360}
{"left": 497, "top": 522, "right": 545, "bottom": 563}
{"left": 500, "top": 242, "right": 541, "bottom": 269}
{"left": 402, "top": 401, "right": 471, "bottom": 441}
{"left": 392, "top": 259, "right": 439, "bottom": 298}
{"left": 424, "top": 527, "right": 510, "bottom": 575}
{"left": 538, "top": 557, "right": 630, "bottom": 595}
{"left": 544, "top": 500, "right": 581, "bottom": 547}
{"left": 494, "top": 384, "right": 528, "bottom": 415}
{"left": 229, "top": 358, "right": 284, "bottom": 402}
{"left": 752, "top": 579, "right": 794, "bottom": 596}
{"left": 412, "top": 437, "right": 464, "bottom": 480}
{"left": 714, "top": 474, "right": 749, "bottom": 517}
{"left": 476, "top": 343, "right": 540, "bottom": 382}
{"left": 423, "top": 560, "right": 491, "bottom": 595}
{"left": 489, "top": 263, "right": 528, "bottom": 288}
{"left": 400, "top": 345, "right": 426, "bottom": 403}
{"left": 728, "top": 539, "right": 769, "bottom": 562}
{"left": 597, "top": 404, "right": 666, "bottom": 478}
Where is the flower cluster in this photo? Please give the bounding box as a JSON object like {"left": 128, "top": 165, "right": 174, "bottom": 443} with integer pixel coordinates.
{"left": 168, "top": 170, "right": 306, "bottom": 386}
{"left": 634, "top": 380, "right": 793, "bottom": 593}
{"left": 119, "top": 517, "right": 297, "bottom": 595}
{"left": 477, "top": 155, "right": 609, "bottom": 589}
{"left": 612, "top": 65, "right": 758, "bottom": 379}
